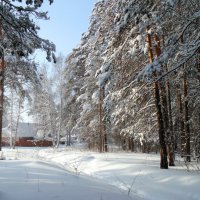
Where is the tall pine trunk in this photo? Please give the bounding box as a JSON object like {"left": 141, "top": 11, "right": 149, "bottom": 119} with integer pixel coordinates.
{"left": 154, "top": 33, "right": 169, "bottom": 168}
{"left": 146, "top": 27, "right": 168, "bottom": 169}
{"left": 183, "top": 73, "right": 191, "bottom": 162}
{"left": 198, "top": 48, "right": 200, "bottom": 83}
{"left": 99, "top": 86, "right": 108, "bottom": 152}
{"left": 175, "top": 85, "right": 185, "bottom": 156}
{"left": 0, "top": 21, "right": 5, "bottom": 151}
{"left": 155, "top": 34, "right": 175, "bottom": 166}
{"left": 166, "top": 80, "right": 175, "bottom": 166}
{"left": 155, "top": 82, "right": 168, "bottom": 168}
{"left": 0, "top": 57, "right": 4, "bottom": 151}
{"left": 99, "top": 87, "right": 103, "bottom": 152}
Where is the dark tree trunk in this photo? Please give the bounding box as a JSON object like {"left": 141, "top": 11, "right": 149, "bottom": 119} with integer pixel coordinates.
{"left": 99, "top": 90, "right": 103, "bottom": 152}
{"left": 198, "top": 48, "right": 200, "bottom": 82}
{"left": 161, "top": 35, "right": 175, "bottom": 166}
{"left": 99, "top": 86, "right": 107, "bottom": 152}
{"left": 99, "top": 94, "right": 103, "bottom": 152}
{"left": 166, "top": 81, "right": 175, "bottom": 166}
{"left": 156, "top": 34, "right": 175, "bottom": 166}
{"left": 154, "top": 33, "right": 169, "bottom": 168}
{"left": 155, "top": 82, "right": 168, "bottom": 169}
{"left": 0, "top": 58, "right": 5, "bottom": 152}
{"left": 0, "top": 21, "right": 5, "bottom": 151}
{"left": 129, "top": 137, "right": 134, "bottom": 152}
{"left": 183, "top": 73, "right": 191, "bottom": 162}
{"left": 104, "top": 129, "right": 108, "bottom": 152}
{"left": 146, "top": 27, "right": 168, "bottom": 169}
{"left": 161, "top": 28, "right": 175, "bottom": 167}
{"left": 175, "top": 85, "right": 185, "bottom": 156}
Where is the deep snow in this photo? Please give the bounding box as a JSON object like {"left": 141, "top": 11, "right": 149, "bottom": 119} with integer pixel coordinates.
{"left": 1, "top": 147, "right": 200, "bottom": 200}
{"left": 0, "top": 159, "right": 129, "bottom": 200}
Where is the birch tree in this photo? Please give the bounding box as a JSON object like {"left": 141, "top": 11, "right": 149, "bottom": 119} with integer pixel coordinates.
{"left": 30, "top": 64, "right": 56, "bottom": 143}
{"left": 52, "top": 54, "right": 65, "bottom": 148}
{"left": 0, "top": 0, "right": 55, "bottom": 150}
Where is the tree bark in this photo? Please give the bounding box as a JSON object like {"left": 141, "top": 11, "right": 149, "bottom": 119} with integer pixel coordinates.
{"left": 155, "top": 33, "right": 174, "bottom": 166}
{"left": 99, "top": 87, "right": 104, "bottom": 152}
{"left": 154, "top": 33, "right": 169, "bottom": 168}
{"left": 0, "top": 56, "right": 5, "bottom": 151}
{"left": 198, "top": 48, "right": 200, "bottom": 82}
{"left": 146, "top": 27, "right": 168, "bottom": 168}
{"left": 155, "top": 82, "right": 168, "bottom": 168}
{"left": 183, "top": 73, "right": 191, "bottom": 162}
{"left": 99, "top": 86, "right": 108, "bottom": 152}
{"left": 166, "top": 81, "right": 175, "bottom": 166}
{"left": 0, "top": 20, "right": 5, "bottom": 151}
{"left": 175, "top": 85, "right": 185, "bottom": 156}
{"left": 104, "top": 126, "right": 108, "bottom": 152}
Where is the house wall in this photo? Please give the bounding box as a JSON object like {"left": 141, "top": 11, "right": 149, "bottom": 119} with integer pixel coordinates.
{"left": 15, "top": 139, "right": 53, "bottom": 147}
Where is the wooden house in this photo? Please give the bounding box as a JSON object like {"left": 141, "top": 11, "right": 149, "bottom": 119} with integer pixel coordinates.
{"left": 2, "top": 122, "right": 53, "bottom": 147}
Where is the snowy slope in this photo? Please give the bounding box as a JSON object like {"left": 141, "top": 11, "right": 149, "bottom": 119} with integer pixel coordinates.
{"left": 0, "top": 159, "right": 130, "bottom": 200}
{"left": 2, "top": 147, "right": 200, "bottom": 200}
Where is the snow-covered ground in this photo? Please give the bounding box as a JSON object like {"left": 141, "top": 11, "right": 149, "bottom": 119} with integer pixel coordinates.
{"left": 0, "top": 159, "right": 129, "bottom": 200}
{"left": 1, "top": 147, "right": 200, "bottom": 200}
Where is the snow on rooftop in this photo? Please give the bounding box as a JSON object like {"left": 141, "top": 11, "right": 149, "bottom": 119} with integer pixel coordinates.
{"left": 2, "top": 122, "right": 37, "bottom": 138}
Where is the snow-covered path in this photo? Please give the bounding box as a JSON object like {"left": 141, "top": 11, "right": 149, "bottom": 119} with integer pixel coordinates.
{"left": 0, "top": 159, "right": 130, "bottom": 200}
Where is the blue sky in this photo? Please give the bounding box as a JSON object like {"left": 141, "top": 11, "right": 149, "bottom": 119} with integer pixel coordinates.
{"left": 36, "top": 0, "right": 97, "bottom": 62}
{"left": 23, "top": 1, "right": 97, "bottom": 122}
